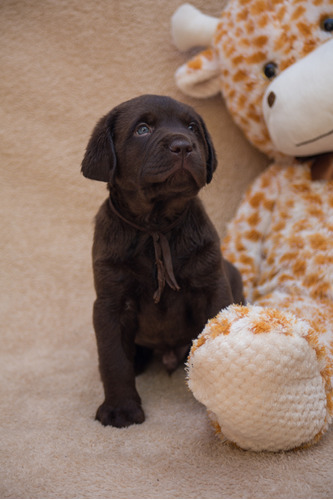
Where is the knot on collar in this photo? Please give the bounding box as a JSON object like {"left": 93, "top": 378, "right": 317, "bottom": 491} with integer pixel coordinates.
{"left": 108, "top": 197, "right": 185, "bottom": 303}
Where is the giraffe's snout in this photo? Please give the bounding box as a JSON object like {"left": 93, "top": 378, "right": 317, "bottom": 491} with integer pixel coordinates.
{"left": 262, "top": 38, "right": 333, "bottom": 157}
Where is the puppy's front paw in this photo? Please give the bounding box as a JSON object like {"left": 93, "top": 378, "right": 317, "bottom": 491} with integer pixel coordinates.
{"left": 95, "top": 400, "right": 145, "bottom": 428}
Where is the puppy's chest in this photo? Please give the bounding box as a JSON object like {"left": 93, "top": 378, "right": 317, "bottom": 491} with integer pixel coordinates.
{"left": 135, "top": 296, "right": 193, "bottom": 349}
{"left": 127, "top": 234, "right": 204, "bottom": 348}
{"left": 126, "top": 231, "right": 186, "bottom": 284}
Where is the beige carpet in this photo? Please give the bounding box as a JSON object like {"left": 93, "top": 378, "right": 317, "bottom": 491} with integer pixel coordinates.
{"left": 1, "top": 0, "right": 333, "bottom": 498}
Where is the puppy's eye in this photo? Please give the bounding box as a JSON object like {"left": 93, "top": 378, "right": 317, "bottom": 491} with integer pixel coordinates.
{"left": 135, "top": 123, "right": 152, "bottom": 136}
{"left": 188, "top": 122, "right": 199, "bottom": 133}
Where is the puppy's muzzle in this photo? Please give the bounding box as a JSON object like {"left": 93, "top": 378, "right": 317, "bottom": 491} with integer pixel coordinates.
{"left": 167, "top": 136, "right": 205, "bottom": 187}
{"left": 142, "top": 133, "right": 206, "bottom": 188}
{"left": 168, "top": 137, "right": 193, "bottom": 157}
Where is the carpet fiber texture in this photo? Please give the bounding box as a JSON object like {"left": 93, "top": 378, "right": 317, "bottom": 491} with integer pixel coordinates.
{"left": 1, "top": 0, "right": 333, "bottom": 498}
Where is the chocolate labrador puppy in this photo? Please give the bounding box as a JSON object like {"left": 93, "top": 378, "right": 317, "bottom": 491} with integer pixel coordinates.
{"left": 81, "top": 95, "right": 243, "bottom": 428}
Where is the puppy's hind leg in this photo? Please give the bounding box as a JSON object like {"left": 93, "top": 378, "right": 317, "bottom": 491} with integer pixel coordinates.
{"left": 134, "top": 344, "right": 153, "bottom": 375}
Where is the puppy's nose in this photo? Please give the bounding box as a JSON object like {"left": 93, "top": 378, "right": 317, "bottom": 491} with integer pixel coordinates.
{"left": 169, "top": 138, "right": 193, "bottom": 156}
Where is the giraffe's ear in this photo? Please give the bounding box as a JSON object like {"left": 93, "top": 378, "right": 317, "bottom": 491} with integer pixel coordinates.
{"left": 175, "top": 49, "right": 221, "bottom": 98}
{"left": 171, "top": 4, "right": 220, "bottom": 52}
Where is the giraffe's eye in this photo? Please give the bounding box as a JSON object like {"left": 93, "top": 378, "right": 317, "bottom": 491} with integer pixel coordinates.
{"left": 263, "top": 62, "right": 278, "bottom": 79}
{"left": 321, "top": 17, "right": 333, "bottom": 32}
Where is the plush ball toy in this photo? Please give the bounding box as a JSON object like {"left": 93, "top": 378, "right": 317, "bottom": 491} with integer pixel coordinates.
{"left": 171, "top": 0, "right": 333, "bottom": 451}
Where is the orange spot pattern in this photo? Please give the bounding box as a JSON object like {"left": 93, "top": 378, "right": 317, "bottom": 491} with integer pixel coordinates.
{"left": 221, "top": 161, "right": 333, "bottom": 423}
{"left": 183, "top": 0, "right": 333, "bottom": 439}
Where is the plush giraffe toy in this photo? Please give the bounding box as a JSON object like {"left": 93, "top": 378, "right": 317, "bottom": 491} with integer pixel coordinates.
{"left": 171, "top": 0, "right": 333, "bottom": 451}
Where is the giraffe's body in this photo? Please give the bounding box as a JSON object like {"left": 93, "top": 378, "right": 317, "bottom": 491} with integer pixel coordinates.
{"left": 172, "top": 0, "right": 333, "bottom": 451}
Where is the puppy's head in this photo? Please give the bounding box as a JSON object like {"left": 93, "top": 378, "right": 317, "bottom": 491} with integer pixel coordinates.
{"left": 81, "top": 95, "right": 217, "bottom": 200}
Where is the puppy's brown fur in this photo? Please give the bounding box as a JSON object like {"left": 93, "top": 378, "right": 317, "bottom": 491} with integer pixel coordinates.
{"left": 82, "top": 95, "right": 243, "bottom": 428}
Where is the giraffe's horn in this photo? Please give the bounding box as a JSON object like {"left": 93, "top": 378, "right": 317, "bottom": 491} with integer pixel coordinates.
{"left": 171, "top": 3, "right": 220, "bottom": 52}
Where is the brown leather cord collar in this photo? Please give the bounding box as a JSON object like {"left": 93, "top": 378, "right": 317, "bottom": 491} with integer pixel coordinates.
{"left": 108, "top": 196, "right": 187, "bottom": 303}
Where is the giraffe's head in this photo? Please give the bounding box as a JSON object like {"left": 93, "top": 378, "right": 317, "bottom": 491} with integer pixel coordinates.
{"left": 172, "top": 1, "right": 333, "bottom": 159}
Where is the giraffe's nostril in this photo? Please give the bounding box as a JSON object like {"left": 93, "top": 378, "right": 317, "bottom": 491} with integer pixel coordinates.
{"left": 267, "top": 91, "right": 276, "bottom": 108}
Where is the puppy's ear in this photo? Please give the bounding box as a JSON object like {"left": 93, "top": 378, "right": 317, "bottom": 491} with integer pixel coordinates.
{"left": 81, "top": 112, "right": 117, "bottom": 182}
{"left": 199, "top": 117, "right": 217, "bottom": 184}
